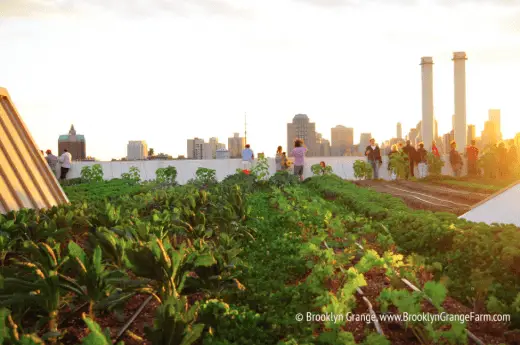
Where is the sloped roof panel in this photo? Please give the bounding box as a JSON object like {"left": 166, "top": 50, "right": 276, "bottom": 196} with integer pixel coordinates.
{"left": 0, "top": 87, "right": 69, "bottom": 213}
{"left": 459, "top": 181, "right": 520, "bottom": 227}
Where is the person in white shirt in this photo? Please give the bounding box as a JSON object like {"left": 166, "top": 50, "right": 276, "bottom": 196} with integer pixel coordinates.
{"left": 58, "top": 149, "right": 72, "bottom": 180}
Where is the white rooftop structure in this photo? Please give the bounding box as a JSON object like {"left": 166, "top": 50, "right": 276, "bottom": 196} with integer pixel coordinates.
{"left": 459, "top": 182, "right": 520, "bottom": 227}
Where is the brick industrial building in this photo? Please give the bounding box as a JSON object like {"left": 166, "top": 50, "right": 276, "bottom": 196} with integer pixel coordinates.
{"left": 58, "top": 125, "right": 86, "bottom": 160}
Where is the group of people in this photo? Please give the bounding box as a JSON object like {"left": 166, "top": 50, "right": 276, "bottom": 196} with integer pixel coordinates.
{"left": 241, "top": 139, "right": 310, "bottom": 181}
{"left": 41, "top": 149, "right": 72, "bottom": 180}
{"left": 365, "top": 138, "right": 460, "bottom": 179}
{"left": 366, "top": 137, "right": 520, "bottom": 179}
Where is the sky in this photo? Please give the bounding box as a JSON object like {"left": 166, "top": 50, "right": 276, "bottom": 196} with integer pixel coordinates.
{"left": 1, "top": 0, "right": 520, "bottom": 160}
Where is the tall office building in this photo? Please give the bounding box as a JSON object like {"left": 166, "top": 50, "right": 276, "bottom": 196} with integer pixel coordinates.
{"left": 488, "top": 109, "right": 502, "bottom": 141}
{"left": 187, "top": 138, "right": 205, "bottom": 159}
{"left": 287, "top": 114, "right": 317, "bottom": 157}
{"left": 316, "top": 133, "right": 331, "bottom": 156}
{"left": 408, "top": 128, "right": 418, "bottom": 145}
{"left": 467, "top": 125, "right": 476, "bottom": 145}
{"left": 331, "top": 125, "right": 354, "bottom": 156}
{"left": 58, "top": 125, "right": 86, "bottom": 160}
{"left": 127, "top": 141, "right": 148, "bottom": 160}
{"left": 396, "top": 122, "right": 402, "bottom": 140}
{"left": 358, "top": 133, "right": 372, "bottom": 154}
{"left": 203, "top": 137, "right": 219, "bottom": 159}
{"left": 228, "top": 133, "right": 245, "bottom": 158}
{"left": 443, "top": 133, "right": 452, "bottom": 154}
{"left": 481, "top": 121, "right": 498, "bottom": 148}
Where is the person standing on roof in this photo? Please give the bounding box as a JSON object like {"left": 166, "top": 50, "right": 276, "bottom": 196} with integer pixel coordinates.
{"left": 466, "top": 140, "right": 479, "bottom": 176}
{"left": 58, "top": 149, "right": 72, "bottom": 180}
{"left": 431, "top": 140, "right": 440, "bottom": 159}
{"left": 365, "top": 138, "right": 382, "bottom": 179}
{"left": 292, "top": 139, "right": 307, "bottom": 181}
{"left": 449, "top": 141, "right": 463, "bottom": 177}
{"left": 417, "top": 142, "right": 428, "bottom": 178}
{"left": 275, "top": 146, "right": 283, "bottom": 172}
{"left": 241, "top": 144, "right": 254, "bottom": 171}
{"left": 402, "top": 140, "right": 417, "bottom": 179}
{"left": 45, "top": 150, "right": 58, "bottom": 177}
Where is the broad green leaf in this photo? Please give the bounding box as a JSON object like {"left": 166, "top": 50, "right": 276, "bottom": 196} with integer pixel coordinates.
{"left": 423, "top": 281, "right": 447, "bottom": 309}
{"left": 179, "top": 323, "right": 204, "bottom": 345}
{"left": 68, "top": 241, "right": 87, "bottom": 265}
{"left": 194, "top": 254, "right": 216, "bottom": 267}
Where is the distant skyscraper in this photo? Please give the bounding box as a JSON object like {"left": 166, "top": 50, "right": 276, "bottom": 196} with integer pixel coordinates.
{"left": 467, "top": 125, "right": 476, "bottom": 146}
{"left": 316, "top": 133, "right": 331, "bottom": 156}
{"left": 331, "top": 125, "right": 353, "bottom": 156}
{"left": 443, "top": 133, "right": 451, "bottom": 154}
{"left": 396, "top": 122, "right": 402, "bottom": 140}
{"left": 488, "top": 109, "right": 501, "bottom": 141}
{"left": 187, "top": 138, "right": 205, "bottom": 159}
{"left": 481, "top": 121, "right": 498, "bottom": 148}
{"left": 408, "top": 128, "right": 418, "bottom": 145}
{"left": 287, "top": 114, "right": 318, "bottom": 157}
{"left": 203, "top": 137, "right": 220, "bottom": 159}
{"left": 228, "top": 133, "right": 245, "bottom": 158}
{"left": 127, "top": 141, "right": 148, "bottom": 160}
{"left": 434, "top": 119, "right": 439, "bottom": 142}
{"left": 58, "top": 125, "right": 86, "bottom": 160}
{"left": 358, "top": 133, "right": 372, "bottom": 154}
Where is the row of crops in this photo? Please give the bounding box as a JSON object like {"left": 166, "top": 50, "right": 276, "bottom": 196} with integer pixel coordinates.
{"left": 0, "top": 164, "right": 519, "bottom": 344}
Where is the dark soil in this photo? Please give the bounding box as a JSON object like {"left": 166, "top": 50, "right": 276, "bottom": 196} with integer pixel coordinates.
{"left": 60, "top": 294, "right": 159, "bottom": 345}
{"left": 352, "top": 180, "right": 489, "bottom": 215}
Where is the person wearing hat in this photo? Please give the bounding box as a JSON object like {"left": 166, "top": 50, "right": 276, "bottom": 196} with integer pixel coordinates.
{"left": 45, "top": 149, "right": 58, "bottom": 177}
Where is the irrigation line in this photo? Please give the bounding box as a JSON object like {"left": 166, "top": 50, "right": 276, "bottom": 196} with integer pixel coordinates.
{"left": 385, "top": 185, "right": 471, "bottom": 207}
{"left": 322, "top": 241, "right": 385, "bottom": 336}
{"left": 354, "top": 241, "right": 485, "bottom": 345}
{"left": 113, "top": 295, "right": 153, "bottom": 344}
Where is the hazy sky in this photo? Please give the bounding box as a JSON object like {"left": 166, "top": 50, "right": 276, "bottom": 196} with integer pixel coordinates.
{"left": 1, "top": 0, "right": 520, "bottom": 160}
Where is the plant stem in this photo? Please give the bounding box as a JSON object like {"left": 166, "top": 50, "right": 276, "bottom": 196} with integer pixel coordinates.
{"left": 89, "top": 300, "right": 95, "bottom": 320}
{"left": 48, "top": 310, "right": 58, "bottom": 344}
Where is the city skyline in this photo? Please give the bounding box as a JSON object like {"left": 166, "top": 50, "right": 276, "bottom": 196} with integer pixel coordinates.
{"left": 1, "top": 0, "right": 520, "bottom": 160}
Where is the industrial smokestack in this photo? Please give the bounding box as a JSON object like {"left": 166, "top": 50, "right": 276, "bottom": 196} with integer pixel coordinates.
{"left": 453, "top": 52, "right": 467, "bottom": 153}
{"left": 420, "top": 57, "right": 434, "bottom": 151}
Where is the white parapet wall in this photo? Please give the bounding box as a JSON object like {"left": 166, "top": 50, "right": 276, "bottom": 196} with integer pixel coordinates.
{"left": 56, "top": 155, "right": 461, "bottom": 184}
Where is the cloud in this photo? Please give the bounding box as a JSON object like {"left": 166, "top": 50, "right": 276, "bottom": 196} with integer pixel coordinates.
{"left": 0, "top": 0, "right": 251, "bottom": 19}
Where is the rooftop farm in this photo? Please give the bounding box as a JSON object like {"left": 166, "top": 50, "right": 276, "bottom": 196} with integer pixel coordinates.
{"left": 1, "top": 162, "right": 519, "bottom": 345}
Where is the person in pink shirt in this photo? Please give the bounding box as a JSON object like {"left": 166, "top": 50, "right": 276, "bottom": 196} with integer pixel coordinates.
{"left": 291, "top": 139, "right": 307, "bottom": 181}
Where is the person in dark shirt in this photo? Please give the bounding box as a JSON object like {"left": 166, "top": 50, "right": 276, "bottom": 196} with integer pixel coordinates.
{"left": 449, "top": 141, "right": 463, "bottom": 177}
{"left": 402, "top": 140, "right": 416, "bottom": 179}
{"left": 465, "top": 140, "right": 479, "bottom": 176}
{"left": 417, "top": 142, "right": 428, "bottom": 178}
{"left": 365, "top": 138, "right": 382, "bottom": 179}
